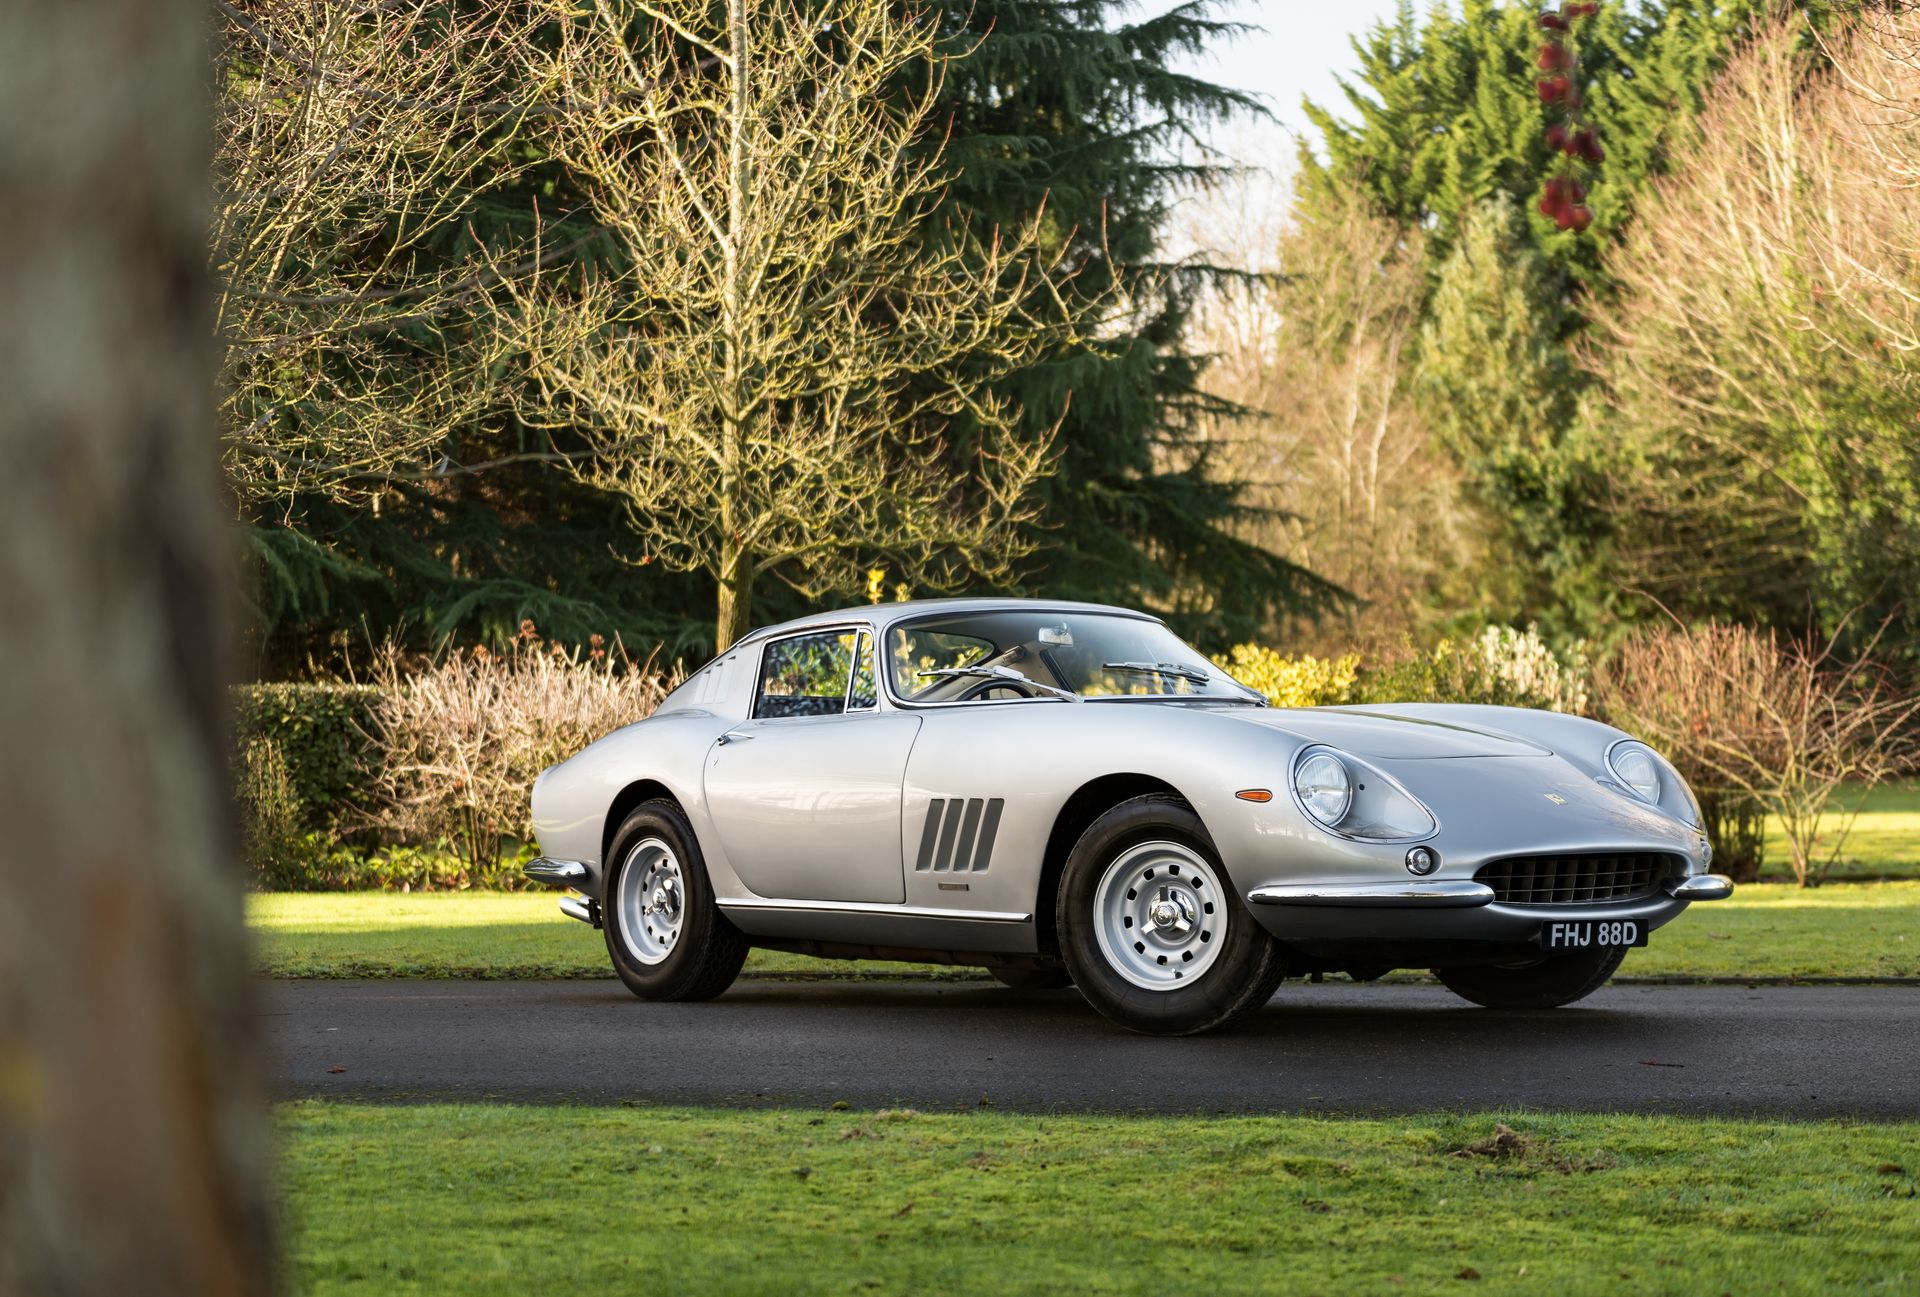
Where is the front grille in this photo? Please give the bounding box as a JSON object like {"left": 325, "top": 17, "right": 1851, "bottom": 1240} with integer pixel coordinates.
{"left": 1474, "top": 852, "right": 1678, "bottom": 906}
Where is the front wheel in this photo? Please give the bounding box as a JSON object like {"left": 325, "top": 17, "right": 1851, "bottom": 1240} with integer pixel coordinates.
{"left": 603, "top": 800, "right": 748, "bottom": 1001}
{"left": 1434, "top": 945, "right": 1626, "bottom": 1009}
{"left": 1056, "top": 794, "right": 1287, "bottom": 1035}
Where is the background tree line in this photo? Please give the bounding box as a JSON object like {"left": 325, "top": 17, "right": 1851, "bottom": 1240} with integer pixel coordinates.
{"left": 1197, "top": 0, "right": 1920, "bottom": 664}
{"left": 223, "top": 0, "right": 1334, "bottom": 673}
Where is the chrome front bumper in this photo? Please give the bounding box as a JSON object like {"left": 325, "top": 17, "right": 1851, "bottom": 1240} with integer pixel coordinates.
{"left": 1249, "top": 880, "right": 1496, "bottom": 907}
{"left": 1249, "top": 873, "right": 1736, "bottom": 909}
{"left": 1244, "top": 873, "right": 1735, "bottom": 946}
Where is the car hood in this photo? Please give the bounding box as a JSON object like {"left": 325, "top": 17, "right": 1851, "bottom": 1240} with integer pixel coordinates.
{"left": 1218, "top": 706, "right": 1551, "bottom": 759}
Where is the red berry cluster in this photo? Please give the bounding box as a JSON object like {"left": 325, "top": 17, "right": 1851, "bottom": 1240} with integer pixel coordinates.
{"left": 1536, "top": 3, "right": 1602, "bottom": 233}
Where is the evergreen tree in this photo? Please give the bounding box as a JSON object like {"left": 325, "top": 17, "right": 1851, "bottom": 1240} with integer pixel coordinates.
{"left": 248, "top": 0, "right": 1341, "bottom": 668}
{"left": 1290, "top": 0, "right": 1771, "bottom": 645}
{"left": 1298, "top": 0, "right": 1769, "bottom": 289}
{"left": 929, "top": 1, "right": 1344, "bottom": 647}
{"left": 1417, "top": 194, "right": 1611, "bottom": 638}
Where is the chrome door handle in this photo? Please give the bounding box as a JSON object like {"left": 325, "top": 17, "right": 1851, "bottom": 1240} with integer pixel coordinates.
{"left": 716, "top": 731, "right": 754, "bottom": 746}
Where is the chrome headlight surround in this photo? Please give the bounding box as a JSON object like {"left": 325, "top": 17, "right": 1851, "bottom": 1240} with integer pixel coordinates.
{"left": 1293, "top": 748, "right": 1353, "bottom": 827}
{"left": 1605, "top": 738, "right": 1701, "bottom": 828}
{"left": 1288, "top": 745, "right": 1437, "bottom": 843}
{"left": 1606, "top": 740, "right": 1662, "bottom": 803}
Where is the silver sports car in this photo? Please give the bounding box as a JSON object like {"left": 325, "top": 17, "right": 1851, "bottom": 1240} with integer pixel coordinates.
{"left": 527, "top": 598, "right": 1733, "bottom": 1035}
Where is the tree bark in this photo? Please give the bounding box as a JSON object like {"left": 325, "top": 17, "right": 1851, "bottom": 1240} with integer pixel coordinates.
{"left": 0, "top": 2, "right": 275, "bottom": 1294}
{"left": 715, "top": 549, "right": 754, "bottom": 653}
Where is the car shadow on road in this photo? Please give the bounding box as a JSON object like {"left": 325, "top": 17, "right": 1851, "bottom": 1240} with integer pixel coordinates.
{"left": 708, "top": 978, "right": 1661, "bottom": 1045}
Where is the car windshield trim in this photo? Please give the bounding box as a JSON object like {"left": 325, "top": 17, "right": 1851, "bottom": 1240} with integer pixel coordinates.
{"left": 880, "top": 609, "right": 1264, "bottom": 709}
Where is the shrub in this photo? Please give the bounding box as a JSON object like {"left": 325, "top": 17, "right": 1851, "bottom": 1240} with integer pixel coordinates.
{"left": 260, "top": 839, "right": 540, "bottom": 892}
{"left": 1212, "top": 646, "right": 1358, "bottom": 707}
{"left": 236, "top": 734, "right": 323, "bottom": 888}
{"left": 1353, "top": 625, "right": 1589, "bottom": 713}
{"left": 231, "top": 682, "right": 383, "bottom": 835}
{"left": 1595, "top": 621, "right": 1920, "bottom": 886}
{"left": 368, "top": 624, "right": 673, "bottom": 877}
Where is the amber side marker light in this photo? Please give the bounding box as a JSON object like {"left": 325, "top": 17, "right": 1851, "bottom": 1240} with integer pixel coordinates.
{"left": 1235, "top": 789, "right": 1273, "bottom": 803}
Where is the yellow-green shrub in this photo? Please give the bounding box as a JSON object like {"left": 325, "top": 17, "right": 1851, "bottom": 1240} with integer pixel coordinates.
{"left": 1212, "top": 645, "right": 1359, "bottom": 708}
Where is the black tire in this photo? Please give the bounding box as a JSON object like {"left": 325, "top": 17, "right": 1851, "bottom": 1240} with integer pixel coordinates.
{"left": 602, "top": 800, "right": 748, "bottom": 1001}
{"left": 1055, "top": 793, "right": 1288, "bottom": 1036}
{"left": 984, "top": 963, "right": 1074, "bottom": 992}
{"left": 1433, "top": 945, "right": 1626, "bottom": 1009}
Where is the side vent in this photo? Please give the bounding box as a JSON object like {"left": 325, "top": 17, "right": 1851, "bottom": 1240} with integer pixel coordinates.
{"left": 914, "top": 797, "right": 1006, "bottom": 873}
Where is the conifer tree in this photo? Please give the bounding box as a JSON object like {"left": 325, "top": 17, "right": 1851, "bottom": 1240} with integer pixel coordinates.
{"left": 1298, "top": 0, "right": 1768, "bottom": 288}
{"left": 1417, "top": 194, "right": 1610, "bottom": 636}
{"left": 928, "top": 0, "right": 1344, "bottom": 646}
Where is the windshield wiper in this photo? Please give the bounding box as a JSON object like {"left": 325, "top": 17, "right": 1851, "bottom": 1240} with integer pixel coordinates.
{"left": 917, "top": 664, "right": 1081, "bottom": 702}
{"left": 1101, "top": 660, "right": 1213, "bottom": 687}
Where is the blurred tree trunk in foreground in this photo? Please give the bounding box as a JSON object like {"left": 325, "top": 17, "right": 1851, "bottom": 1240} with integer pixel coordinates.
{"left": 0, "top": 2, "right": 274, "bottom": 1295}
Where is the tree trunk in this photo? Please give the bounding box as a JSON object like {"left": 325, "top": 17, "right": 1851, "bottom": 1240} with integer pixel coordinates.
{"left": 715, "top": 551, "right": 755, "bottom": 653}
{"left": 0, "top": 3, "right": 275, "bottom": 1294}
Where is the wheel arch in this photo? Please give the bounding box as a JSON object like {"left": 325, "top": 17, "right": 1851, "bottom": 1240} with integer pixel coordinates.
{"left": 1034, "top": 772, "right": 1191, "bottom": 958}
{"left": 602, "top": 777, "right": 684, "bottom": 873}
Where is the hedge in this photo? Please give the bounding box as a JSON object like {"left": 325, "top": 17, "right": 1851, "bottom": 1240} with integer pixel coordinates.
{"left": 232, "top": 683, "right": 384, "bottom": 836}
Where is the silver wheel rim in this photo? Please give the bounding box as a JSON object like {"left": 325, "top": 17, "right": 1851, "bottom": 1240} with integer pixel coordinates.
{"left": 614, "top": 836, "right": 685, "bottom": 966}
{"left": 1092, "top": 840, "right": 1228, "bottom": 990}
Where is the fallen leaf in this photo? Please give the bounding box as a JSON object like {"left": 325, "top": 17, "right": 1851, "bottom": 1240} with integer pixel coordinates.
{"left": 792, "top": 1167, "right": 812, "bottom": 1181}
{"left": 1638, "top": 1060, "right": 1685, "bottom": 1068}
{"left": 1456, "top": 1267, "right": 1480, "bottom": 1281}
{"left": 326, "top": 1066, "right": 347, "bottom": 1074}
{"left": 892, "top": 1202, "right": 914, "bottom": 1218}
{"left": 1879, "top": 1164, "right": 1906, "bottom": 1175}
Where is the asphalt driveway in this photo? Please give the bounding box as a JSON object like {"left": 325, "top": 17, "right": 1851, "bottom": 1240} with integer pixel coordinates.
{"left": 266, "top": 978, "right": 1920, "bottom": 1117}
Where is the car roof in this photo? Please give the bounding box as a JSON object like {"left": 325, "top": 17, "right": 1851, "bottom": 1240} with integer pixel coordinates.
{"left": 734, "top": 597, "right": 1163, "bottom": 647}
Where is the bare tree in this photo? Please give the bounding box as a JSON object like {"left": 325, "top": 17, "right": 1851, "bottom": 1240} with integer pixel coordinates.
{"left": 213, "top": 0, "right": 542, "bottom": 506}
{"left": 512, "top": 0, "right": 1076, "bottom": 649}
{"left": 1188, "top": 176, "right": 1470, "bottom": 649}
{"left": 1591, "top": 12, "right": 1920, "bottom": 631}
{"left": 1597, "top": 620, "right": 1919, "bottom": 886}
{"left": 0, "top": 0, "right": 272, "bottom": 1292}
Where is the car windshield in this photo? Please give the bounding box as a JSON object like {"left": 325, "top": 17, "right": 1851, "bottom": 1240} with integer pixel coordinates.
{"left": 886, "top": 611, "right": 1261, "bottom": 704}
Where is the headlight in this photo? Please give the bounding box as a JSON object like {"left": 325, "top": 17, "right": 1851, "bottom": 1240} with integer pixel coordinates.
{"left": 1293, "top": 750, "right": 1353, "bottom": 827}
{"left": 1607, "top": 742, "right": 1661, "bottom": 802}
{"left": 1288, "top": 745, "right": 1437, "bottom": 840}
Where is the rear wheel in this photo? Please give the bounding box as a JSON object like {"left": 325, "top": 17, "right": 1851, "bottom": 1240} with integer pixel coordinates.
{"left": 1434, "top": 945, "right": 1626, "bottom": 1009}
{"left": 1056, "top": 794, "right": 1287, "bottom": 1035}
{"left": 603, "top": 800, "right": 748, "bottom": 1001}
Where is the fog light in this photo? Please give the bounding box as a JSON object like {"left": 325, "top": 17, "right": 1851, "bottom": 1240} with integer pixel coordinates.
{"left": 1405, "top": 846, "right": 1439, "bottom": 876}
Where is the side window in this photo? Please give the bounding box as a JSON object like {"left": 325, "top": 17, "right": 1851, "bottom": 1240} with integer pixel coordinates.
{"left": 753, "top": 630, "right": 857, "bottom": 719}
{"left": 848, "top": 631, "right": 878, "bottom": 711}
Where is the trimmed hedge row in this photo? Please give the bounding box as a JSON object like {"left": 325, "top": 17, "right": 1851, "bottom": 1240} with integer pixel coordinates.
{"left": 233, "top": 683, "right": 383, "bottom": 835}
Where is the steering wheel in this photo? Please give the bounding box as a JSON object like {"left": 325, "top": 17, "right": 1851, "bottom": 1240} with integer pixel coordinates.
{"left": 955, "top": 675, "right": 1050, "bottom": 702}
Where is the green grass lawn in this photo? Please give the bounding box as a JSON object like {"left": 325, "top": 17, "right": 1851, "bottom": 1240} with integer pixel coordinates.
{"left": 282, "top": 1102, "right": 1920, "bottom": 1296}
{"left": 249, "top": 881, "right": 1920, "bottom": 982}
{"left": 1762, "top": 780, "right": 1920, "bottom": 883}
{"left": 248, "top": 891, "right": 965, "bottom": 980}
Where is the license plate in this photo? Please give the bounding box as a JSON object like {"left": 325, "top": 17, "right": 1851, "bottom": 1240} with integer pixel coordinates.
{"left": 1539, "top": 919, "right": 1648, "bottom": 950}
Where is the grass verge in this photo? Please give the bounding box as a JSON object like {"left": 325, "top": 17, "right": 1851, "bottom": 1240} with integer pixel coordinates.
{"left": 250, "top": 882, "right": 1920, "bottom": 982}
{"left": 282, "top": 1102, "right": 1919, "bottom": 1296}
{"left": 1758, "top": 780, "right": 1920, "bottom": 883}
